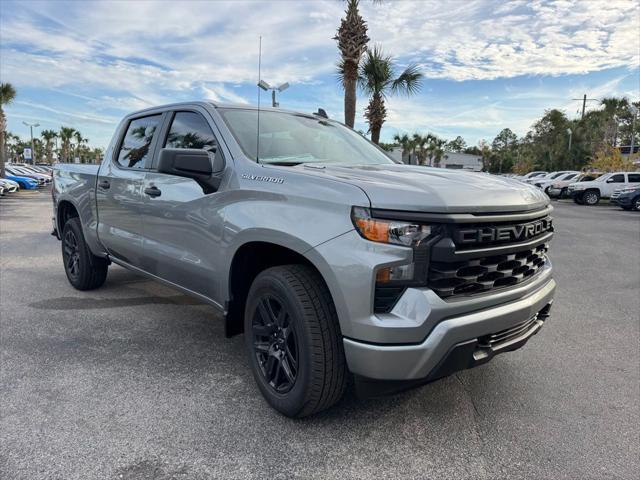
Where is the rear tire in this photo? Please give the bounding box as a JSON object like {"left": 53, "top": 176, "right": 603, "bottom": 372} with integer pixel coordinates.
{"left": 244, "top": 264, "right": 347, "bottom": 417}
{"left": 583, "top": 190, "right": 600, "bottom": 206}
{"left": 61, "top": 217, "right": 108, "bottom": 290}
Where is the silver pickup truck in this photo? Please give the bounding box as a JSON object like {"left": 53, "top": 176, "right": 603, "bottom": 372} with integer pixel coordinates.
{"left": 52, "top": 101, "right": 555, "bottom": 417}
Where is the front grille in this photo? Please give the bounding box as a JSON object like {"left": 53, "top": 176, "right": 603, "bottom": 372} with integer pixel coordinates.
{"left": 428, "top": 243, "right": 548, "bottom": 298}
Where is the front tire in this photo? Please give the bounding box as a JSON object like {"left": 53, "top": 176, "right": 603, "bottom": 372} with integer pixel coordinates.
{"left": 61, "top": 217, "right": 108, "bottom": 290}
{"left": 573, "top": 193, "right": 584, "bottom": 204}
{"left": 583, "top": 190, "right": 600, "bottom": 205}
{"left": 244, "top": 265, "right": 347, "bottom": 417}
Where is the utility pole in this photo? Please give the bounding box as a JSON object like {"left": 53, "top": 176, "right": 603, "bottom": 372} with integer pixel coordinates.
{"left": 572, "top": 94, "right": 598, "bottom": 119}
{"left": 629, "top": 105, "right": 638, "bottom": 157}
{"left": 22, "top": 121, "right": 40, "bottom": 164}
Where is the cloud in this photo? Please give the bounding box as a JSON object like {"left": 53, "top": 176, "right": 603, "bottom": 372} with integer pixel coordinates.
{"left": 1, "top": 0, "right": 638, "bottom": 146}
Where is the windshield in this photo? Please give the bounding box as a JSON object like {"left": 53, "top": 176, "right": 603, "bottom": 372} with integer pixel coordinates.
{"left": 594, "top": 173, "right": 610, "bottom": 181}
{"left": 219, "top": 109, "right": 395, "bottom": 165}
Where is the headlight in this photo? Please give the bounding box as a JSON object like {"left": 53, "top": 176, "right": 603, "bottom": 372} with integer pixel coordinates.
{"left": 351, "top": 207, "right": 432, "bottom": 247}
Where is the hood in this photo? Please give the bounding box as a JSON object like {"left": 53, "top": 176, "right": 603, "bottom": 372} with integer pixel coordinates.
{"left": 293, "top": 164, "right": 549, "bottom": 213}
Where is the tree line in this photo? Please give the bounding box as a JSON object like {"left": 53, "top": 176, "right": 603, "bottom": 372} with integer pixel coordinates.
{"left": 380, "top": 97, "right": 638, "bottom": 173}
{"left": 3, "top": 127, "right": 103, "bottom": 165}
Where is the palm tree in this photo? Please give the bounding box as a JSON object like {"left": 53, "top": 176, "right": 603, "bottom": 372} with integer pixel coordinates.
{"left": 392, "top": 133, "right": 415, "bottom": 163}
{"left": 600, "top": 97, "right": 629, "bottom": 146}
{"left": 335, "top": 0, "right": 370, "bottom": 128}
{"left": 73, "top": 130, "right": 87, "bottom": 162}
{"left": 359, "top": 46, "right": 422, "bottom": 144}
{"left": 40, "top": 129, "right": 58, "bottom": 164}
{"left": 59, "top": 127, "right": 75, "bottom": 162}
{"left": 427, "top": 137, "right": 447, "bottom": 167}
{"left": 0, "top": 82, "right": 17, "bottom": 177}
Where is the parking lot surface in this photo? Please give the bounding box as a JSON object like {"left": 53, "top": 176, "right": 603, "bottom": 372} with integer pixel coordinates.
{"left": 1, "top": 189, "right": 638, "bottom": 480}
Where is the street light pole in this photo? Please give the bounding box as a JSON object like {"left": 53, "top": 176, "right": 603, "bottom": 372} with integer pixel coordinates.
{"left": 567, "top": 128, "right": 572, "bottom": 165}
{"left": 258, "top": 80, "right": 290, "bottom": 108}
{"left": 629, "top": 106, "right": 638, "bottom": 158}
{"left": 22, "top": 121, "right": 40, "bottom": 164}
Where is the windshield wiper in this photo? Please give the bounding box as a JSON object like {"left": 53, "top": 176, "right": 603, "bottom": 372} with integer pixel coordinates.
{"left": 263, "top": 161, "right": 304, "bottom": 166}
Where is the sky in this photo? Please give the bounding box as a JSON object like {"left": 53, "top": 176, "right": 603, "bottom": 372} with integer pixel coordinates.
{"left": 1, "top": 0, "right": 639, "bottom": 149}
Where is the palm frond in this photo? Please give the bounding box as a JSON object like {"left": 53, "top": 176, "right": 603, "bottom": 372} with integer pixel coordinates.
{"left": 391, "top": 64, "right": 423, "bottom": 96}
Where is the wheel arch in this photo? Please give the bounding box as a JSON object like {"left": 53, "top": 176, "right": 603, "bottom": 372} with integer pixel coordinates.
{"left": 225, "top": 240, "right": 337, "bottom": 338}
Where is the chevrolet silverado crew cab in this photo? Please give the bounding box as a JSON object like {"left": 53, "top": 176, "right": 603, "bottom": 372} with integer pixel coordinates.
{"left": 52, "top": 102, "right": 556, "bottom": 417}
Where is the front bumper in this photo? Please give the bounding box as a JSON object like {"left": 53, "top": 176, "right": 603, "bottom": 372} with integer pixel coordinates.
{"left": 547, "top": 187, "right": 564, "bottom": 198}
{"left": 343, "top": 276, "right": 555, "bottom": 381}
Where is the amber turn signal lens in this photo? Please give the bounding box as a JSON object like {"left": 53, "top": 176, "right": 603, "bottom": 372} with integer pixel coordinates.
{"left": 355, "top": 218, "right": 390, "bottom": 243}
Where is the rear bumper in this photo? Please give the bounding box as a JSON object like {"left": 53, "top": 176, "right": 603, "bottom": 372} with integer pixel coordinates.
{"left": 343, "top": 276, "right": 556, "bottom": 381}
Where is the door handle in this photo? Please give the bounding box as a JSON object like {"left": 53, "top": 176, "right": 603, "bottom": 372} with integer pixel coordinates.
{"left": 144, "top": 186, "right": 162, "bottom": 197}
{"left": 98, "top": 180, "right": 110, "bottom": 190}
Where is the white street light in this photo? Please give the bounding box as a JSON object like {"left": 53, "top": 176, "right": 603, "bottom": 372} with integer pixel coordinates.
{"left": 256, "top": 80, "right": 290, "bottom": 107}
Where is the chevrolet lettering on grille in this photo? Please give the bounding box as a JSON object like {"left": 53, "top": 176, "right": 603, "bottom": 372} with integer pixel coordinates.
{"left": 454, "top": 217, "right": 553, "bottom": 246}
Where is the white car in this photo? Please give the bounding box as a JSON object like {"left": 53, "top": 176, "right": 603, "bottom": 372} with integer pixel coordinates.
{"left": 568, "top": 172, "right": 640, "bottom": 205}
{"left": 530, "top": 171, "right": 580, "bottom": 190}
{"left": 0, "top": 178, "right": 20, "bottom": 193}
{"left": 547, "top": 173, "right": 600, "bottom": 199}
{"left": 515, "top": 171, "right": 548, "bottom": 182}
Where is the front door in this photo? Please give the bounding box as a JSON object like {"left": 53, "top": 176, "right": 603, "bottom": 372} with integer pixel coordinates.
{"left": 140, "top": 109, "right": 228, "bottom": 302}
{"left": 96, "top": 113, "right": 163, "bottom": 266}
{"left": 603, "top": 173, "right": 625, "bottom": 197}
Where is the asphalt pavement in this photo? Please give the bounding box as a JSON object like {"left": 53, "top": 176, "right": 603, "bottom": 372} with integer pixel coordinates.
{"left": 1, "top": 188, "right": 638, "bottom": 479}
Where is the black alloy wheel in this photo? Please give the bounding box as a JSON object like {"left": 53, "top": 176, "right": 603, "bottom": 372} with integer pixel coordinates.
{"left": 61, "top": 217, "right": 109, "bottom": 290}
{"left": 251, "top": 295, "right": 299, "bottom": 393}
{"left": 63, "top": 229, "right": 81, "bottom": 281}
{"left": 244, "top": 265, "right": 347, "bottom": 417}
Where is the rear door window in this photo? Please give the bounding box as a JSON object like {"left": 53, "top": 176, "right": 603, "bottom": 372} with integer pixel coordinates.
{"left": 116, "top": 115, "right": 162, "bottom": 169}
{"left": 609, "top": 174, "right": 625, "bottom": 183}
{"left": 627, "top": 173, "right": 640, "bottom": 183}
{"left": 165, "top": 111, "right": 218, "bottom": 152}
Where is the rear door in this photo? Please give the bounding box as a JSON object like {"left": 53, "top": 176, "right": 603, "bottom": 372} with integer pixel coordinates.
{"left": 96, "top": 112, "right": 165, "bottom": 266}
{"left": 140, "top": 107, "right": 229, "bottom": 301}
{"left": 627, "top": 172, "right": 640, "bottom": 186}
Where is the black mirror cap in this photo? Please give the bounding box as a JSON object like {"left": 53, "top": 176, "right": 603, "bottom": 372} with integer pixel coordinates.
{"left": 157, "top": 148, "right": 225, "bottom": 193}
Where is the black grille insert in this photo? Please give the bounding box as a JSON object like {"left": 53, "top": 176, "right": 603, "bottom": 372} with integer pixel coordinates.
{"left": 429, "top": 243, "right": 548, "bottom": 298}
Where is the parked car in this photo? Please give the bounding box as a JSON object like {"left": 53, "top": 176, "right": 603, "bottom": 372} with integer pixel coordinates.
{"left": 3, "top": 174, "right": 39, "bottom": 189}
{"left": 524, "top": 171, "right": 574, "bottom": 186}
{"left": 0, "top": 185, "right": 5, "bottom": 196}
{"left": 5, "top": 166, "right": 50, "bottom": 185}
{"left": 52, "top": 101, "right": 556, "bottom": 417}
{"left": 610, "top": 186, "right": 640, "bottom": 210}
{"left": 516, "top": 171, "right": 548, "bottom": 182}
{"left": 547, "top": 173, "right": 600, "bottom": 199}
{"left": 13, "top": 164, "right": 53, "bottom": 179}
{"left": 20, "top": 164, "right": 53, "bottom": 176}
{"left": 533, "top": 171, "right": 580, "bottom": 193}
{"left": 0, "top": 178, "right": 20, "bottom": 193}
{"left": 568, "top": 172, "right": 640, "bottom": 205}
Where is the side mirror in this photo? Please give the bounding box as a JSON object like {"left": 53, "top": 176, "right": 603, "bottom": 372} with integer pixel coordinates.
{"left": 157, "top": 148, "right": 225, "bottom": 193}
{"left": 606, "top": 178, "right": 614, "bottom": 183}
